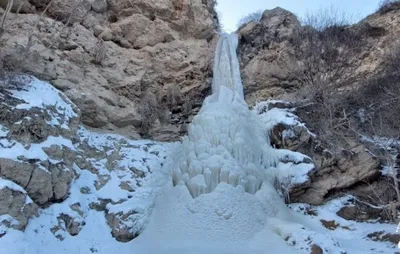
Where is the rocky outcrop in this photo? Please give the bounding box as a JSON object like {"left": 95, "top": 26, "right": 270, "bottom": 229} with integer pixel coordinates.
{"left": 0, "top": 179, "right": 39, "bottom": 232}
{"left": 106, "top": 209, "right": 138, "bottom": 242}
{"left": 0, "top": 159, "right": 74, "bottom": 205}
{"left": 237, "top": 6, "right": 400, "bottom": 105}
{"left": 237, "top": 8, "right": 302, "bottom": 104}
{"left": 239, "top": 6, "right": 400, "bottom": 206}
{"left": 0, "top": 0, "right": 219, "bottom": 140}
{"left": 257, "top": 101, "right": 380, "bottom": 205}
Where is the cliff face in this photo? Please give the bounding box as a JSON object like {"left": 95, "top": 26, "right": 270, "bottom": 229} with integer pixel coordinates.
{"left": 237, "top": 5, "right": 400, "bottom": 205}
{"left": 237, "top": 6, "right": 400, "bottom": 105}
{"left": 0, "top": 0, "right": 219, "bottom": 140}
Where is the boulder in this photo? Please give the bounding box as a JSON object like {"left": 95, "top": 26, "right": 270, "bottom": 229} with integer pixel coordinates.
{"left": 106, "top": 210, "right": 137, "bottom": 242}
{"left": 0, "top": 159, "right": 73, "bottom": 206}
{"left": 237, "top": 8, "right": 302, "bottom": 104}
{"left": 263, "top": 104, "right": 380, "bottom": 205}
{"left": 0, "top": 179, "right": 39, "bottom": 231}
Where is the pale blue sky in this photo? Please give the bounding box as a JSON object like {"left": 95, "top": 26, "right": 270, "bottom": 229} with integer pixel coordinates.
{"left": 216, "top": 0, "right": 382, "bottom": 32}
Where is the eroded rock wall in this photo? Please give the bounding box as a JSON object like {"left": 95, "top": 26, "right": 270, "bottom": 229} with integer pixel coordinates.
{"left": 0, "top": 0, "right": 219, "bottom": 140}
{"left": 237, "top": 7, "right": 400, "bottom": 105}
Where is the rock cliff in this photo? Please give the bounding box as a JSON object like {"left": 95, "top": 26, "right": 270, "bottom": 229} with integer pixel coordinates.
{"left": 238, "top": 6, "right": 400, "bottom": 104}
{"left": 0, "top": 0, "right": 219, "bottom": 140}
{"left": 239, "top": 5, "right": 400, "bottom": 205}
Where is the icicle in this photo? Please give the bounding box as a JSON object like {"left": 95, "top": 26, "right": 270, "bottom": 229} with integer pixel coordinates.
{"left": 204, "top": 168, "right": 212, "bottom": 192}
{"left": 187, "top": 175, "right": 207, "bottom": 198}
{"left": 172, "top": 167, "right": 182, "bottom": 186}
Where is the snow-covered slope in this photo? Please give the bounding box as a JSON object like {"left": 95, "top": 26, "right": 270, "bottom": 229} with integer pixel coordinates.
{"left": 0, "top": 77, "right": 172, "bottom": 253}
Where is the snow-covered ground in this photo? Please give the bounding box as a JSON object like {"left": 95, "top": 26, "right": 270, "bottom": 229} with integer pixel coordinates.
{"left": 0, "top": 76, "right": 173, "bottom": 253}
{"left": 0, "top": 131, "right": 172, "bottom": 254}
{"left": 290, "top": 197, "right": 399, "bottom": 253}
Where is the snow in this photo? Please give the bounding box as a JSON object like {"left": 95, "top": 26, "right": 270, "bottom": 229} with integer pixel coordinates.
{"left": 8, "top": 76, "right": 77, "bottom": 119}
{"left": 0, "top": 135, "right": 76, "bottom": 162}
{"left": 290, "top": 196, "right": 399, "bottom": 253}
{"left": 275, "top": 161, "right": 314, "bottom": 186}
{"left": 0, "top": 127, "right": 171, "bottom": 254}
{"left": 0, "top": 177, "right": 27, "bottom": 193}
{"left": 212, "top": 33, "right": 244, "bottom": 99}
{"left": 0, "top": 124, "right": 8, "bottom": 137}
{"left": 172, "top": 34, "right": 280, "bottom": 198}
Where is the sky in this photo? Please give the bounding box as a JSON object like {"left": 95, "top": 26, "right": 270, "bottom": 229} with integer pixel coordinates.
{"left": 215, "top": 0, "right": 382, "bottom": 32}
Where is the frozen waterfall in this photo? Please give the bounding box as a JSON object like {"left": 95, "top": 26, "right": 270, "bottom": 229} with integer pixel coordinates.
{"left": 211, "top": 33, "right": 244, "bottom": 99}
{"left": 132, "top": 33, "right": 337, "bottom": 254}
{"left": 172, "top": 33, "right": 278, "bottom": 198}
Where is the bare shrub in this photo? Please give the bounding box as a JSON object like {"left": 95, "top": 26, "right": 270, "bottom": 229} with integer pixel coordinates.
{"left": 92, "top": 39, "right": 106, "bottom": 65}
{"left": 344, "top": 45, "right": 400, "bottom": 220}
{"left": 138, "top": 92, "right": 159, "bottom": 134}
{"left": 237, "top": 10, "right": 263, "bottom": 28}
{"left": 377, "top": 0, "right": 400, "bottom": 14}
{"left": 350, "top": 44, "right": 400, "bottom": 138}
{"left": 165, "top": 85, "right": 182, "bottom": 109}
{"left": 292, "top": 7, "right": 361, "bottom": 94}
{"left": 182, "top": 97, "right": 193, "bottom": 117}
{"left": 138, "top": 92, "right": 170, "bottom": 135}
{"left": 284, "top": 7, "right": 365, "bottom": 146}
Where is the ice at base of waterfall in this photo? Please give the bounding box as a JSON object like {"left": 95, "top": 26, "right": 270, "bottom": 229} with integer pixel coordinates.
{"left": 172, "top": 86, "right": 279, "bottom": 198}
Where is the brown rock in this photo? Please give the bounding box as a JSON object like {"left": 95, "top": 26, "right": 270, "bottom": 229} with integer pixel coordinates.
{"left": 47, "top": 0, "right": 92, "bottom": 24}
{"left": 367, "top": 231, "right": 400, "bottom": 245}
{"left": 57, "top": 213, "right": 83, "bottom": 236}
{"left": 238, "top": 6, "right": 400, "bottom": 105}
{"left": 311, "top": 244, "right": 323, "bottom": 254}
{"left": 0, "top": 0, "right": 219, "bottom": 141}
{"left": 320, "top": 219, "right": 339, "bottom": 230}
{"left": 291, "top": 143, "right": 379, "bottom": 205}
{"left": 238, "top": 8, "right": 302, "bottom": 104}
{"left": 0, "top": 159, "right": 73, "bottom": 206}
{"left": 264, "top": 105, "right": 380, "bottom": 205}
{"left": 0, "top": 183, "right": 39, "bottom": 231}
{"left": 337, "top": 199, "right": 389, "bottom": 222}
{"left": 106, "top": 210, "right": 137, "bottom": 242}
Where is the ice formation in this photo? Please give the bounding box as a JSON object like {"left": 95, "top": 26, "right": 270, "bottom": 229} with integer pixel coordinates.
{"left": 172, "top": 33, "right": 279, "bottom": 198}
{"left": 132, "top": 33, "right": 333, "bottom": 253}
